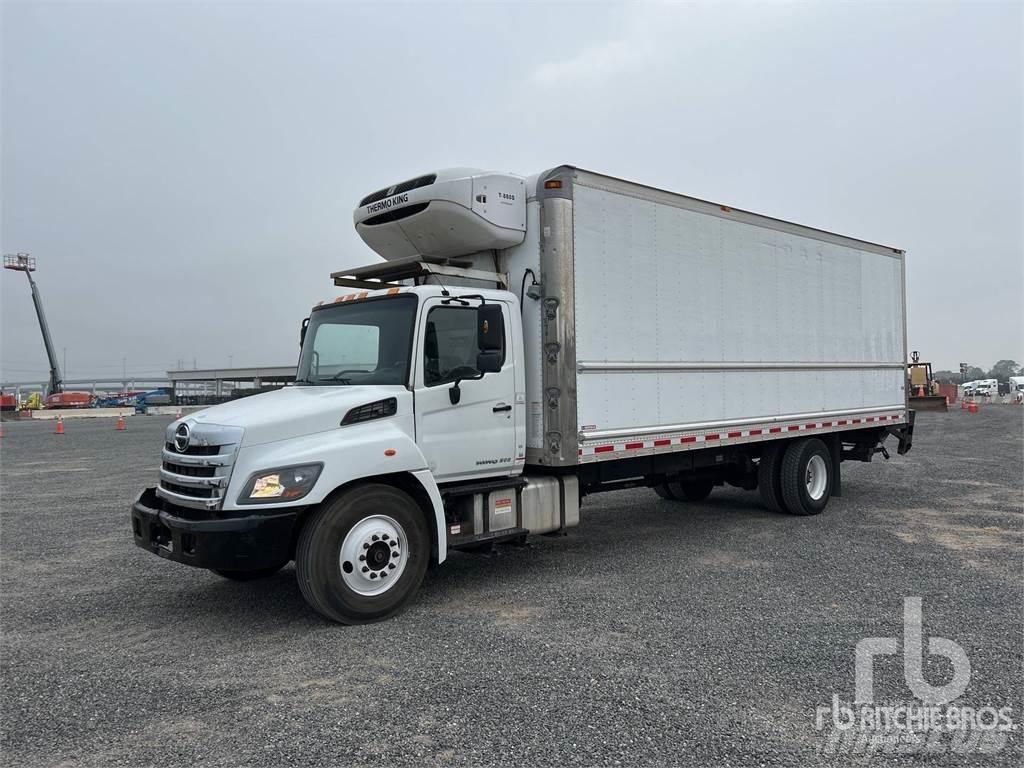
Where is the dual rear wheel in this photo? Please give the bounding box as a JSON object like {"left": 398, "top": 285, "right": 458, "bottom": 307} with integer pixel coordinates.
{"left": 655, "top": 437, "right": 834, "bottom": 516}
{"left": 759, "top": 438, "right": 834, "bottom": 516}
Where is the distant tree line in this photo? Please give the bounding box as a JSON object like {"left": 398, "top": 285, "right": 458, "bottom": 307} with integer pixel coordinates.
{"left": 931, "top": 359, "right": 1020, "bottom": 384}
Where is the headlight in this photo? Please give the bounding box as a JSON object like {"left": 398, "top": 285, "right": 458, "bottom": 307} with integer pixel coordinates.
{"left": 237, "top": 464, "right": 323, "bottom": 505}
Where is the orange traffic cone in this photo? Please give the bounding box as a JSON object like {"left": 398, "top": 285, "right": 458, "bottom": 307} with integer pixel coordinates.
{"left": 116, "top": 415, "right": 126, "bottom": 431}
{"left": 968, "top": 401, "right": 979, "bottom": 414}
{"left": 54, "top": 416, "right": 65, "bottom": 435}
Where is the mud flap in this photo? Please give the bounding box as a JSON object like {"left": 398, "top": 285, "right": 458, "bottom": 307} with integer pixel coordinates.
{"left": 886, "top": 410, "right": 915, "bottom": 455}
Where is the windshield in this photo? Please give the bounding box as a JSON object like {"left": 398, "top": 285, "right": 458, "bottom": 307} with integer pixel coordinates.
{"left": 296, "top": 295, "right": 417, "bottom": 386}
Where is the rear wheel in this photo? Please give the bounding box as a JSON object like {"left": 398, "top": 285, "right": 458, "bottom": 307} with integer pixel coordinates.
{"left": 780, "top": 438, "right": 833, "bottom": 516}
{"left": 653, "top": 478, "right": 714, "bottom": 502}
{"left": 212, "top": 563, "right": 286, "bottom": 581}
{"left": 674, "top": 479, "right": 714, "bottom": 501}
{"left": 653, "top": 483, "right": 676, "bottom": 500}
{"left": 757, "top": 442, "right": 787, "bottom": 513}
{"left": 295, "top": 484, "right": 429, "bottom": 624}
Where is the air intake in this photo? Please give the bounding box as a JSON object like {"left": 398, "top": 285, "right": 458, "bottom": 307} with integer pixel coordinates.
{"left": 359, "top": 174, "right": 437, "bottom": 208}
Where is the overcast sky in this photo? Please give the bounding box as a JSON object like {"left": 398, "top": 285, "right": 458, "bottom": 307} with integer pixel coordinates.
{"left": 2, "top": 1, "right": 1021, "bottom": 384}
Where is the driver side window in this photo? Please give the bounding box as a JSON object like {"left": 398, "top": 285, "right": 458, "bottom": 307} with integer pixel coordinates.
{"left": 424, "top": 306, "right": 501, "bottom": 387}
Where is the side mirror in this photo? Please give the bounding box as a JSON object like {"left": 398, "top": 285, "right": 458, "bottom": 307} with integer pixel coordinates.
{"left": 477, "top": 350, "right": 502, "bottom": 373}
{"left": 300, "top": 317, "right": 310, "bottom": 347}
{"left": 477, "top": 304, "right": 503, "bottom": 351}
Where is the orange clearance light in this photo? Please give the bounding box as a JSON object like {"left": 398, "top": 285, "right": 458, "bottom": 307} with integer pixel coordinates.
{"left": 720, "top": 205, "right": 732, "bottom": 212}
{"left": 544, "top": 180, "right": 562, "bottom": 189}
{"left": 384, "top": 449, "right": 396, "bottom": 457}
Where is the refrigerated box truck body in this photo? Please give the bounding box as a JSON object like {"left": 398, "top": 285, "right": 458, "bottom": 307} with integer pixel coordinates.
{"left": 132, "top": 166, "right": 913, "bottom": 623}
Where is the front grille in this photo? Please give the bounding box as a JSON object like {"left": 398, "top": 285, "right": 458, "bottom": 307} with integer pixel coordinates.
{"left": 165, "top": 442, "right": 220, "bottom": 456}
{"left": 358, "top": 174, "right": 437, "bottom": 207}
{"left": 157, "top": 423, "right": 243, "bottom": 510}
{"left": 162, "top": 460, "right": 216, "bottom": 478}
{"left": 162, "top": 481, "right": 217, "bottom": 499}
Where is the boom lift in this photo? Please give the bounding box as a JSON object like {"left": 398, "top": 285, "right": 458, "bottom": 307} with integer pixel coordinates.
{"left": 4, "top": 253, "right": 64, "bottom": 397}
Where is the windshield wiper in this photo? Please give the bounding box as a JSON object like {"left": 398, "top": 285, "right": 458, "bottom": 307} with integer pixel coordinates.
{"left": 329, "top": 369, "right": 370, "bottom": 384}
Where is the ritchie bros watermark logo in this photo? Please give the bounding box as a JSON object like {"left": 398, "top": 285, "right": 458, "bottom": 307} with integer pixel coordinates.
{"left": 816, "top": 597, "right": 1016, "bottom": 757}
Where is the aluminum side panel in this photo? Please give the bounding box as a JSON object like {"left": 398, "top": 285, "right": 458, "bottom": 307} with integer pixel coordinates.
{"left": 533, "top": 195, "right": 578, "bottom": 465}
{"left": 571, "top": 183, "right": 907, "bottom": 442}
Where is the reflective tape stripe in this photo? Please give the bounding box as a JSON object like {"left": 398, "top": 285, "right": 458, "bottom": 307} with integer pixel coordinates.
{"left": 577, "top": 412, "right": 905, "bottom": 460}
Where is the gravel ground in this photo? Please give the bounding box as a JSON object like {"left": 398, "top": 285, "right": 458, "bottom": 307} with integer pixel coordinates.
{"left": 1, "top": 408, "right": 1021, "bottom": 767}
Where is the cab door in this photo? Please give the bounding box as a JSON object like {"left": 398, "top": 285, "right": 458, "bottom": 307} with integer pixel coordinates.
{"left": 413, "top": 298, "right": 517, "bottom": 482}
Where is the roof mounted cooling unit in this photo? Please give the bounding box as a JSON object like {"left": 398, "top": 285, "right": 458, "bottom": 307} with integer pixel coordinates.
{"left": 352, "top": 168, "right": 527, "bottom": 260}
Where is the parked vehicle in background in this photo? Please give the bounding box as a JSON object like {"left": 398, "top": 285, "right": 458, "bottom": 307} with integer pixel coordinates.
{"left": 973, "top": 379, "right": 998, "bottom": 398}
{"left": 45, "top": 391, "right": 92, "bottom": 408}
{"left": 134, "top": 390, "right": 172, "bottom": 413}
{"left": 1009, "top": 376, "right": 1024, "bottom": 403}
{"left": 132, "top": 166, "right": 915, "bottom": 624}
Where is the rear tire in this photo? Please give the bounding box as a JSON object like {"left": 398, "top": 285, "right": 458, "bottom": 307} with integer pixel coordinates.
{"left": 758, "top": 442, "right": 787, "bottom": 513}
{"left": 212, "top": 563, "right": 286, "bottom": 581}
{"left": 780, "top": 438, "right": 833, "bottom": 516}
{"left": 654, "top": 479, "right": 714, "bottom": 501}
{"left": 295, "top": 484, "right": 429, "bottom": 624}
{"left": 674, "top": 479, "right": 714, "bottom": 501}
{"left": 653, "top": 483, "right": 676, "bottom": 500}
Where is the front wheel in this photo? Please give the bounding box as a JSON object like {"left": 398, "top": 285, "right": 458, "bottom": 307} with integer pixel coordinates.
{"left": 780, "top": 438, "right": 833, "bottom": 516}
{"left": 295, "top": 484, "right": 429, "bottom": 624}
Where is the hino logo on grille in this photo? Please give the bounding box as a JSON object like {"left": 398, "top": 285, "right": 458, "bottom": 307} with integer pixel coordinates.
{"left": 174, "top": 423, "right": 191, "bottom": 453}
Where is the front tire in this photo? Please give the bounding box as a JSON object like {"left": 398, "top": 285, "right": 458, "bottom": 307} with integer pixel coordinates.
{"left": 295, "top": 484, "right": 429, "bottom": 624}
{"left": 780, "top": 438, "right": 833, "bottom": 516}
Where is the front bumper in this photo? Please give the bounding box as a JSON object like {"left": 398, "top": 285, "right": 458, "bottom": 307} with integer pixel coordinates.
{"left": 131, "top": 487, "right": 299, "bottom": 571}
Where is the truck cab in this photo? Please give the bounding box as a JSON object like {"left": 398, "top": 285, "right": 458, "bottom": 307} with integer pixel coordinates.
{"left": 133, "top": 169, "right": 575, "bottom": 624}
{"left": 973, "top": 379, "right": 998, "bottom": 398}
{"left": 296, "top": 285, "right": 525, "bottom": 484}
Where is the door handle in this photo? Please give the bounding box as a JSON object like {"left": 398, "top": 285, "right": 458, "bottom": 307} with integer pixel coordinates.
{"left": 492, "top": 404, "right": 512, "bottom": 413}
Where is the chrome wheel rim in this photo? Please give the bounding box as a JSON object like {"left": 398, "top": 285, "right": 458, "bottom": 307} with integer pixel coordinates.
{"left": 805, "top": 455, "right": 828, "bottom": 501}
{"left": 338, "top": 514, "right": 408, "bottom": 596}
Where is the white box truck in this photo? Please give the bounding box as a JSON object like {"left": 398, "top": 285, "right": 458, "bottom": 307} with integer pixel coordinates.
{"left": 132, "top": 166, "right": 914, "bottom": 623}
{"left": 972, "top": 379, "right": 998, "bottom": 398}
